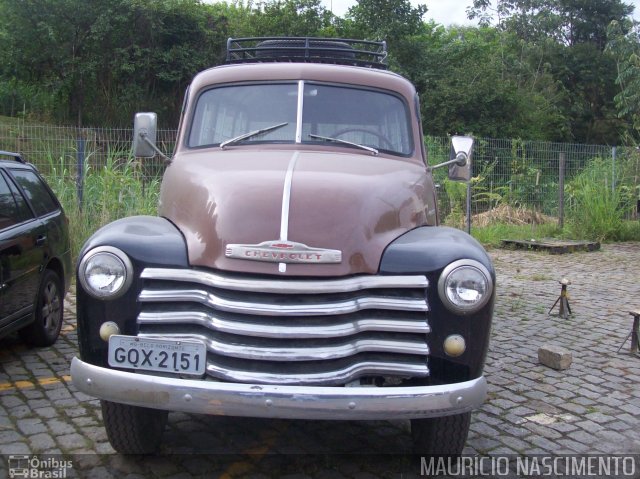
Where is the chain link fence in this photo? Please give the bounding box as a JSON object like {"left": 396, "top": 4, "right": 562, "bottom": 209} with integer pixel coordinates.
{"left": 428, "top": 137, "right": 640, "bottom": 227}
{"left": 1, "top": 119, "right": 639, "bottom": 230}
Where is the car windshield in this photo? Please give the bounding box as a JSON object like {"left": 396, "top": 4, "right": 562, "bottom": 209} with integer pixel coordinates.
{"left": 188, "top": 82, "right": 412, "bottom": 155}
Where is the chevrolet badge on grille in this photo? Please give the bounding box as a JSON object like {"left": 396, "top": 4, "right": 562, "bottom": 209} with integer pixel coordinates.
{"left": 225, "top": 240, "right": 342, "bottom": 264}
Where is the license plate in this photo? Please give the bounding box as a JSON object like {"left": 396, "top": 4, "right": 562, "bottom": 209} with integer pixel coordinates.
{"left": 108, "top": 335, "right": 206, "bottom": 376}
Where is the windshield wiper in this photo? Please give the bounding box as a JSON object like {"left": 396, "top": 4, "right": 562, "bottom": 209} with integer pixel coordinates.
{"left": 308, "top": 134, "right": 378, "bottom": 156}
{"left": 220, "top": 122, "right": 288, "bottom": 149}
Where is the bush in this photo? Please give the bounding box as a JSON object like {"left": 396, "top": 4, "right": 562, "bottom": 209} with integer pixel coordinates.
{"left": 565, "top": 158, "right": 635, "bottom": 241}
{"left": 44, "top": 151, "right": 161, "bottom": 261}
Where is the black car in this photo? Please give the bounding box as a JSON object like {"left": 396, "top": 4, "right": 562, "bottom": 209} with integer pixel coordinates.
{"left": 0, "top": 151, "right": 71, "bottom": 346}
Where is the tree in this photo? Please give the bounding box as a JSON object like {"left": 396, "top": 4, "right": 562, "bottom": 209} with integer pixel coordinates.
{"left": 467, "top": 0, "right": 635, "bottom": 144}
{"left": 240, "top": 0, "right": 335, "bottom": 37}
{"left": 0, "top": 0, "right": 229, "bottom": 126}
{"left": 607, "top": 19, "right": 640, "bottom": 144}
{"left": 416, "top": 26, "right": 568, "bottom": 139}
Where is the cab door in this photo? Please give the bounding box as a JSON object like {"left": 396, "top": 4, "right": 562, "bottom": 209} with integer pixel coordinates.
{"left": 0, "top": 170, "right": 40, "bottom": 332}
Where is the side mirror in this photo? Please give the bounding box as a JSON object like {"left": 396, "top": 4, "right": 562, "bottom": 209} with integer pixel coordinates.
{"left": 133, "top": 112, "right": 158, "bottom": 158}
{"left": 448, "top": 136, "right": 473, "bottom": 182}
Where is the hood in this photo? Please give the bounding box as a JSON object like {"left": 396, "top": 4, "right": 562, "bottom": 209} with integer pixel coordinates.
{"left": 159, "top": 148, "right": 432, "bottom": 276}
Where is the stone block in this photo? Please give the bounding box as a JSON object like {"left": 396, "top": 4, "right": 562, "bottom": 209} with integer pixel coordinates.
{"left": 538, "top": 344, "right": 572, "bottom": 370}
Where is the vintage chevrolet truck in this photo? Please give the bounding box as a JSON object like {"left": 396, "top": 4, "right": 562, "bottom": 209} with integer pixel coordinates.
{"left": 70, "top": 38, "right": 495, "bottom": 455}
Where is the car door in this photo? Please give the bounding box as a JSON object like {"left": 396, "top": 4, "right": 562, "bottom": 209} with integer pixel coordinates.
{"left": 0, "top": 169, "right": 42, "bottom": 331}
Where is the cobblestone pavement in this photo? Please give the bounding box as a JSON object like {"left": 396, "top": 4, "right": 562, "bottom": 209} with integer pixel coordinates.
{"left": 0, "top": 243, "right": 639, "bottom": 478}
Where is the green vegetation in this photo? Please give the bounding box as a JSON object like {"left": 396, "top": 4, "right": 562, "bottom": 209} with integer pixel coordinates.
{"left": 431, "top": 135, "right": 640, "bottom": 246}
{"left": 43, "top": 152, "right": 160, "bottom": 259}
{"left": 565, "top": 158, "right": 636, "bottom": 242}
{"left": 0, "top": 0, "right": 638, "bottom": 147}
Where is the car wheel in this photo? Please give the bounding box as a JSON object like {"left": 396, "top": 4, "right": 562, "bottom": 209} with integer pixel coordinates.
{"left": 411, "top": 412, "right": 471, "bottom": 455}
{"left": 101, "top": 400, "right": 168, "bottom": 454}
{"left": 19, "top": 269, "right": 63, "bottom": 347}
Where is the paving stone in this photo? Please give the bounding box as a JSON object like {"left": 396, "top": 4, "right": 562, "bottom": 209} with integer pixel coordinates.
{"left": 44, "top": 388, "right": 74, "bottom": 401}
{"left": 10, "top": 405, "right": 33, "bottom": 419}
{"left": 616, "top": 413, "right": 638, "bottom": 425}
{"left": 620, "top": 403, "right": 640, "bottom": 415}
{"left": 47, "top": 418, "right": 77, "bottom": 436}
{"left": 0, "top": 442, "right": 31, "bottom": 454}
{"left": 28, "top": 433, "right": 56, "bottom": 451}
{"left": 557, "top": 402, "right": 589, "bottom": 415}
{"left": 56, "top": 433, "right": 89, "bottom": 450}
{"left": 34, "top": 407, "right": 58, "bottom": 419}
{"left": 567, "top": 429, "right": 600, "bottom": 445}
{"left": 584, "top": 412, "right": 616, "bottom": 424}
{"left": 28, "top": 399, "right": 54, "bottom": 409}
{"left": 538, "top": 345, "right": 573, "bottom": 370}
{"left": 22, "top": 389, "right": 45, "bottom": 399}
{"left": 0, "top": 394, "right": 24, "bottom": 408}
{"left": 547, "top": 421, "right": 579, "bottom": 433}
{"left": 0, "top": 430, "right": 23, "bottom": 445}
{"left": 71, "top": 416, "right": 98, "bottom": 428}
{"left": 17, "top": 418, "right": 47, "bottom": 435}
{"left": 62, "top": 406, "right": 87, "bottom": 418}
{"left": 574, "top": 419, "right": 604, "bottom": 433}
{"left": 470, "top": 421, "right": 500, "bottom": 437}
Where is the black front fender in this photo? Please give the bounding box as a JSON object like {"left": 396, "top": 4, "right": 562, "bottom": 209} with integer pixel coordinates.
{"left": 379, "top": 226, "right": 493, "bottom": 275}
{"left": 380, "top": 226, "right": 495, "bottom": 384}
{"left": 79, "top": 215, "right": 189, "bottom": 267}
{"left": 76, "top": 216, "right": 189, "bottom": 366}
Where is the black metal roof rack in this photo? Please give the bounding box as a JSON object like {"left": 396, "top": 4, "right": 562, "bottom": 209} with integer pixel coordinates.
{"left": 0, "top": 150, "right": 25, "bottom": 163}
{"left": 226, "top": 37, "right": 388, "bottom": 69}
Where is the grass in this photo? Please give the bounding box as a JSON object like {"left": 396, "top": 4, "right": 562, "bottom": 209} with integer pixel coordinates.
{"left": 563, "top": 157, "right": 639, "bottom": 242}
{"left": 43, "top": 151, "right": 161, "bottom": 261}
{"left": 470, "top": 222, "right": 562, "bottom": 247}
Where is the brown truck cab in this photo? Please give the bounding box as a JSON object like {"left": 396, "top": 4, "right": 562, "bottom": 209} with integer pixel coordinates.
{"left": 71, "top": 38, "right": 495, "bottom": 455}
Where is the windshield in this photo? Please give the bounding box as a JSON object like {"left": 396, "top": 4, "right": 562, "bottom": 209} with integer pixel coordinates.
{"left": 188, "top": 82, "right": 412, "bottom": 155}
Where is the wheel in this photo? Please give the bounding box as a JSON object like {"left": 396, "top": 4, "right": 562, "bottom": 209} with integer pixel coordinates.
{"left": 19, "top": 269, "right": 63, "bottom": 347}
{"left": 411, "top": 412, "right": 471, "bottom": 455}
{"left": 101, "top": 400, "right": 168, "bottom": 454}
{"left": 331, "top": 127, "right": 394, "bottom": 149}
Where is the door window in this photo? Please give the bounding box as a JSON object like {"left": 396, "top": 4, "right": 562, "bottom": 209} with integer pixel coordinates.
{"left": 9, "top": 169, "right": 59, "bottom": 217}
{"left": 0, "top": 171, "right": 33, "bottom": 230}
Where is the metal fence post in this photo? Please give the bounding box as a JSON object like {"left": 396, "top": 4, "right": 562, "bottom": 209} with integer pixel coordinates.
{"left": 559, "top": 153, "right": 565, "bottom": 229}
{"left": 612, "top": 146, "right": 616, "bottom": 194}
{"left": 76, "top": 132, "right": 85, "bottom": 211}
{"left": 466, "top": 180, "right": 471, "bottom": 234}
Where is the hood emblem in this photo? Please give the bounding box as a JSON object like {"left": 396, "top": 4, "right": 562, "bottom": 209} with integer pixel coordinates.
{"left": 226, "top": 240, "right": 342, "bottom": 264}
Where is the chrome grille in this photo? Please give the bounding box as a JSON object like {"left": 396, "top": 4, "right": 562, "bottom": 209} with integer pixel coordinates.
{"left": 137, "top": 267, "right": 430, "bottom": 385}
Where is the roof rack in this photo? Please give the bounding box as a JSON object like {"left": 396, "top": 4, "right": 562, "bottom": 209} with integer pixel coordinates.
{"left": 0, "top": 150, "right": 25, "bottom": 163}
{"left": 226, "top": 37, "right": 388, "bottom": 69}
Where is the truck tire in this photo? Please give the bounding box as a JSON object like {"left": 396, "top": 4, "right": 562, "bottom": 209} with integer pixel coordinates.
{"left": 101, "top": 400, "right": 168, "bottom": 454}
{"left": 19, "top": 269, "right": 63, "bottom": 347}
{"left": 411, "top": 412, "right": 471, "bottom": 455}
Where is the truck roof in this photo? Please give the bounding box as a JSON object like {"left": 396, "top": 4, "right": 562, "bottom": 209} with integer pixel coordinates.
{"left": 189, "top": 62, "right": 418, "bottom": 101}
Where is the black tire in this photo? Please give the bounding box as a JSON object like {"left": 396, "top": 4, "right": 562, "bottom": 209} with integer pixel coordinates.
{"left": 19, "top": 269, "right": 63, "bottom": 347}
{"left": 101, "top": 400, "right": 168, "bottom": 454}
{"left": 411, "top": 412, "right": 471, "bottom": 455}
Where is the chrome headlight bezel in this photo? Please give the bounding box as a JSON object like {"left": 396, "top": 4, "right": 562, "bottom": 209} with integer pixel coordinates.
{"left": 78, "top": 246, "right": 134, "bottom": 300}
{"left": 437, "top": 259, "right": 493, "bottom": 315}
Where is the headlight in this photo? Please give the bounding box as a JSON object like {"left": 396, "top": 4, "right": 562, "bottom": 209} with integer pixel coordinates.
{"left": 437, "top": 259, "right": 493, "bottom": 314}
{"left": 78, "top": 246, "right": 133, "bottom": 300}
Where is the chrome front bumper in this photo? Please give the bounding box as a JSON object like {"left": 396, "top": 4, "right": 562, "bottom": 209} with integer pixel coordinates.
{"left": 71, "top": 357, "right": 486, "bottom": 420}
